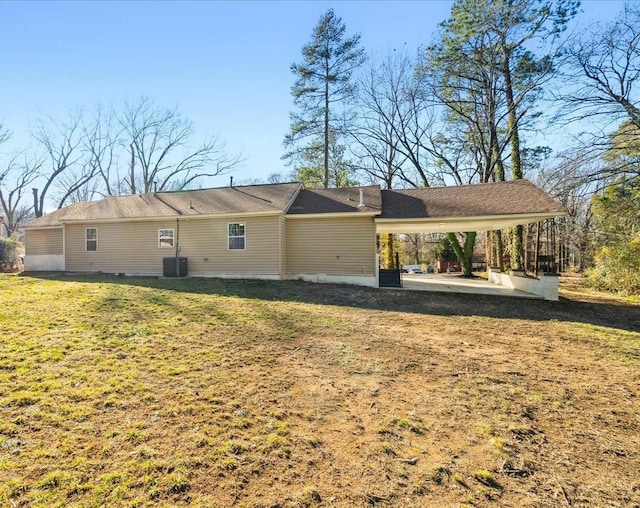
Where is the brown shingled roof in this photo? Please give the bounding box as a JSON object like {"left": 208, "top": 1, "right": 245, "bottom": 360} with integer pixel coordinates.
{"left": 161, "top": 183, "right": 302, "bottom": 216}
{"left": 24, "top": 183, "right": 303, "bottom": 227}
{"left": 286, "top": 185, "right": 382, "bottom": 215}
{"left": 24, "top": 180, "right": 563, "bottom": 231}
{"left": 380, "top": 180, "right": 564, "bottom": 219}
{"left": 23, "top": 201, "right": 98, "bottom": 228}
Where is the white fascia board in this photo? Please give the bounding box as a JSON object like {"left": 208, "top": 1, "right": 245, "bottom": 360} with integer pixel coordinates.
{"left": 282, "top": 183, "right": 305, "bottom": 213}
{"left": 375, "top": 211, "right": 566, "bottom": 234}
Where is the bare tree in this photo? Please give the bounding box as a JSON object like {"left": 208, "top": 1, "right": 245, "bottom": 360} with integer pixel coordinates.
{"left": 562, "top": 3, "right": 640, "bottom": 129}
{"left": 119, "top": 97, "right": 242, "bottom": 194}
{"left": 83, "top": 104, "right": 121, "bottom": 196}
{"left": 538, "top": 151, "right": 616, "bottom": 272}
{"left": 33, "top": 112, "right": 97, "bottom": 216}
{"left": 351, "top": 50, "right": 449, "bottom": 190}
{"left": 0, "top": 152, "right": 42, "bottom": 234}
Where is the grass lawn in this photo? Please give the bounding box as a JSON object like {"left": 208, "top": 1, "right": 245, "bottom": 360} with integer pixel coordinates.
{"left": 0, "top": 273, "right": 638, "bottom": 507}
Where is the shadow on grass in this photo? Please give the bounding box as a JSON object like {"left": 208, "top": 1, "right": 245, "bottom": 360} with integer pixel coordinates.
{"left": 20, "top": 272, "right": 640, "bottom": 333}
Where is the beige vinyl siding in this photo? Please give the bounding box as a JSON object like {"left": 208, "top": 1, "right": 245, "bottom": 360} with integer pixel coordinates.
{"left": 286, "top": 216, "right": 376, "bottom": 276}
{"left": 179, "top": 215, "right": 281, "bottom": 276}
{"left": 65, "top": 221, "right": 178, "bottom": 273}
{"left": 25, "top": 228, "right": 63, "bottom": 255}
{"left": 65, "top": 215, "right": 282, "bottom": 275}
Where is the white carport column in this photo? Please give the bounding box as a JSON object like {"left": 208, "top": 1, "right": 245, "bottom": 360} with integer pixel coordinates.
{"left": 541, "top": 272, "right": 559, "bottom": 301}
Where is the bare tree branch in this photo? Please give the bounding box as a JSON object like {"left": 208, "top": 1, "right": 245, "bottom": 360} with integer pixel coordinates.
{"left": 0, "top": 151, "right": 43, "bottom": 233}
{"left": 559, "top": 3, "right": 640, "bottom": 128}
{"left": 83, "top": 104, "right": 121, "bottom": 197}
{"left": 119, "top": 97, "right": 242, "bottom": 193}
{"left": 32, "top": 111, "right": 93, "bottom": 215}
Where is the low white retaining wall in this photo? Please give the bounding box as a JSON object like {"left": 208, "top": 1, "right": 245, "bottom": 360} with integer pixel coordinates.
{"left": 23, "top": 254, "right": 65, "bottom": 272}
{"left": 293, "top": 273, "right": 378, "bottom": 288}
{"left": 487, "top": 267, "right": 559, "bottom": 301}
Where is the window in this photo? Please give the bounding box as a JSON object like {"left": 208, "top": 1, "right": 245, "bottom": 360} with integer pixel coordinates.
{"left": 85, "top": 228, "right": 97, "bottom": 252}
{"left": 228, "top": 223, "right": 245, "bottom": 251}
{"left": 158, "top": 229, "right": 174, "bottom": 248}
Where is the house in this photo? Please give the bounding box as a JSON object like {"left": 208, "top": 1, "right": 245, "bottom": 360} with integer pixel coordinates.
{"left": 23, "top": 179, "right": 565, "bottom": 289}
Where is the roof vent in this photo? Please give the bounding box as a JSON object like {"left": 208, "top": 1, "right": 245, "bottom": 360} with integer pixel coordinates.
{"left": 229, "top": 176, "right": 234, "bottom": 188}
{"left": 358, "top": 188, "right": 365, "bottom": 208}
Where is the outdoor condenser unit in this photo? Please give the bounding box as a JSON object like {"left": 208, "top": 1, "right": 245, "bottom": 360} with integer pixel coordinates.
{"left": 162, "top": 257, "right": 188, "bottom": 277}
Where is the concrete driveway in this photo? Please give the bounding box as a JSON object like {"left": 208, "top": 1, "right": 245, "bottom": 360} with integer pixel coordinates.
{"left": 400, "top": 273, "right": 541, "bottom": 299}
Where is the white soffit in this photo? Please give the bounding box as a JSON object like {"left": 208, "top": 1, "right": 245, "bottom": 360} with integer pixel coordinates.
{"left": 375, "top": 212, "right": 565, "bottom": 234}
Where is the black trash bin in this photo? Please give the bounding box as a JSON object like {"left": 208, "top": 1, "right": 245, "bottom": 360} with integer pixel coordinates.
{"left": 163, "top": 257, "right": 188, "bottom": 277}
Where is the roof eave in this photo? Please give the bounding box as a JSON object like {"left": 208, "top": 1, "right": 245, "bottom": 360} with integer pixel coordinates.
{"left": 375, "top": 211, "right": 566, "bottom": 234}
{"left": 22, "top": 224, "right": 64, "bottom": 230}
{"left": 57, "top": 210, "right": 285, "bottom": 224}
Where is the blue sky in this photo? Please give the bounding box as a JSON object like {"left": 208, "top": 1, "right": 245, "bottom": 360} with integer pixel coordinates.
{"left": 0, "top": 0, "right": 628, "bottom": 194}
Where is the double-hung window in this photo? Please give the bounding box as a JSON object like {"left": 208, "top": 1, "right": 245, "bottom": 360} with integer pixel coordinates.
{"left": 228, "top": 223, "right": 246, "bottom": 251}
{"left": 158, "top": 229, "right": 174, "bottom": 248}
{"left": 85, "top": 228, "right": 98, "bottom": 252}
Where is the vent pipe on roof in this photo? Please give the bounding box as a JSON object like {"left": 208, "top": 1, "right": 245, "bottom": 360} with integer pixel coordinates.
{"left": 230, "top": 176, "right": 234, "bottom": 188}
{"left": 358, "top": 188, "right": 365, "bottom": 208}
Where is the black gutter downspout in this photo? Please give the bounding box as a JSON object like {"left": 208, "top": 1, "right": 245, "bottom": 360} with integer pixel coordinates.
{"left": 175, "top": 218, "right": 180, "bottom": 275}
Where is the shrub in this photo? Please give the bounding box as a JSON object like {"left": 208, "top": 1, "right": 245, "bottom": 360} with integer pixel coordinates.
{"left": 0, "top": 235, "right": 22, "bottom": 273}
{"left": 587, "top": 235, "right": 640, "bottom": 295}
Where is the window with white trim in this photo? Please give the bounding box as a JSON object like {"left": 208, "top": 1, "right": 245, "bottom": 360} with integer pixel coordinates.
{"left": 158, "top": 229, "right": 174, "bottom": 248}
{"left": 228, "top": 223, "right": 246, "bottom": 251}
{"left": 85, "top": 228, "right": 98, "bottom": 252}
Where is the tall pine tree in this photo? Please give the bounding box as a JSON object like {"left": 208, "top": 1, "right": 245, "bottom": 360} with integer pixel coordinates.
{"left": 283, "top": 9, "right": 365, "bottom": 188}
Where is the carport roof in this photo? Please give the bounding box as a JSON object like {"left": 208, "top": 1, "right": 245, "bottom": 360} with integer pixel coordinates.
{"left": 377, "top": 179, "right": 565, "bottom": 233}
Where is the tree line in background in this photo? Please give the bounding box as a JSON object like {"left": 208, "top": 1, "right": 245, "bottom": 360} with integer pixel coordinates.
{"left": 0, "top": 96, "right": 242, "bottom": 234}
{"left": 1, "top": 0, "right": 638, "bottom": 294}
{"left": 280, "top": 0, "right": 639, "bottom": 294}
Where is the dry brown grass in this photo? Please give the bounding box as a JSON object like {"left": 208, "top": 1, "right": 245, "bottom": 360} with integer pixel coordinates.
{"left": 0, "top": 273, "right": 638, "bottom": 507}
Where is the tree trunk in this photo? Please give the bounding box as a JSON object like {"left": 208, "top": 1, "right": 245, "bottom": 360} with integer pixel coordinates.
{"left": 446, "top": 232, "right": 476, "bottom": 277}
{"left": 33, "top": 188, "right": 42, "bottom": 218}
{"left": 503, "top": 42, "right": 524, "bottom": 270}
{"left": 486, "top": 231, "right": 493, "bottom": 268}
{"left": 130, "top": 143, "right": 136, "bottom": 195}
{"left": 380, "top": 233, "right": 395, "bottom": 269}
{"left": 324, "top": 60, "right": 330, "bottom": 189}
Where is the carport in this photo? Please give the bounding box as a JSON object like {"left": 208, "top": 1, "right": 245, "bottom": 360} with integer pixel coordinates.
{"left": 375, "top": 180, "right": 566, "bottom": 300}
